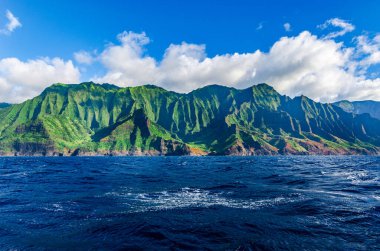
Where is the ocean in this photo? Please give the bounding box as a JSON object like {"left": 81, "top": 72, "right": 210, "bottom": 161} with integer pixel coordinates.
{"left": 0, "top": 156, "right": 379, "bottom": 250}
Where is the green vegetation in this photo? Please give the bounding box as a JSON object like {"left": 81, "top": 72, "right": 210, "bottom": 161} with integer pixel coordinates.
{"left": 0, "top": 82, "right": 379, "bottom": 156}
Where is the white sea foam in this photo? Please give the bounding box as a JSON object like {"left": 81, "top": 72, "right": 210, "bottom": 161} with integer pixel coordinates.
{"left": 322, "top": 168, "right": 378, "bottom": 185}
{"left": 107, "top": 187, "right": 303, "bottom": 212}
{"left": 41, "top": 203, "right": 65, "bottom": 212}
{"left": 346, "top": 170, "right": 377, "bottom": 184}
{"left": 372, "top": 195, "right": 380, "bottom": 201}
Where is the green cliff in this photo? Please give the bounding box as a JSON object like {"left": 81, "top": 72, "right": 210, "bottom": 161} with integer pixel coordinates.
{"left": 0, "top": 82, "right": 379, "bottom": 156}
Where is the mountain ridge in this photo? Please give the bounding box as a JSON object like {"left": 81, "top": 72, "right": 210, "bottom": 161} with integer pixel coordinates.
{"left": 334, "top": 100, "right": 380, "bottom": 120}
{"left": 0, "top": 82, "right": 379, "bottom": 156}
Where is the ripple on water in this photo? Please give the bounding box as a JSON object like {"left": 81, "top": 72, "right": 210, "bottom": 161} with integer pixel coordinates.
{"left": 0, "top": 156, "right": 378, "bottom": 250}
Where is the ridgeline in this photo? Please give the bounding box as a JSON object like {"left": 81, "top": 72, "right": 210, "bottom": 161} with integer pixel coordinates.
{"left": 0, "top": 82, "right": 379, "bottom": 156}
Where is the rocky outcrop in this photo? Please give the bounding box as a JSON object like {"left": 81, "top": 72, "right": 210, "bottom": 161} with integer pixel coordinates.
{"left": 12, "top": 142, "right": 55, "bottom": 156}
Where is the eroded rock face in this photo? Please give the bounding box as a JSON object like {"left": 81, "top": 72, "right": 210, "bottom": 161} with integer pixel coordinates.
{"left": 13, "top": 142, "right": 55, "bottom": 156}
{"left": 11, "top": 121, "right": 55, "bottom": 156}
{"left": 0, "top": 82, "right": 379, "bottom": 156}
{"left": 159, "top": 139, "right": 191, "bottom": 155}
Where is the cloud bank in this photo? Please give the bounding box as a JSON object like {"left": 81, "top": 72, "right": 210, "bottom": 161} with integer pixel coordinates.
{"left": 0, "top": 58, "right": 80, "bottom": 103}
{"left": 1, "top": 17, "right": 380, "bottom": 103}
{"left": 92, "top": 29, "right": 380, "bottom": 102}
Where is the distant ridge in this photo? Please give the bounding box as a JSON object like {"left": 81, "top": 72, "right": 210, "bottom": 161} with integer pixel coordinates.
{"left": 334, "top": 100, "right": 380, "bottom": 120}
{"left": 0, "top": 103, "right": 11, "bottom": 109}
{"left": 0, "top": 82, "right": 379, "bottom": 156}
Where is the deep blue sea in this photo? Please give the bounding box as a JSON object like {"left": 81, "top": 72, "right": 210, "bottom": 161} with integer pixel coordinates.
{"left": 0, "top": 156, "right": 379, "bottom": 250}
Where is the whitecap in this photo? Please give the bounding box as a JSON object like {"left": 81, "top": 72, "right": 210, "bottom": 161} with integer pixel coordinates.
{"left": 107, "top": 187, "right": 304, "bottom": 213}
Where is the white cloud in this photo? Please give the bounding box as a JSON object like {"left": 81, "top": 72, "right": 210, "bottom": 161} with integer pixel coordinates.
{"left": 0, "top": 57, "right": 80, "bottom": 103}
{"left": 93, "top": 29, "right": 380, "bottom": 102}
{"left": 355, "top": 34, "right": 380, "bottom": 67}
{"left": 93, "top": 31, "right": 159, "bottom": 85}
{"left": 318, "top": 18, "right": 355, "bottom": 39}
{"left": 0, "top": 10, "right": 22, "bottom": 35}
{"left": 283, "top": 23, "right": 291, "bottom": 32}
{"left": 256, "top": 22, "right": 264, "bottom": 30}
{"left": 74, "top": 50, "right": 95, "bottom": 65}
{"left": 2, "top": 18, "right": 380, "bottom": 104}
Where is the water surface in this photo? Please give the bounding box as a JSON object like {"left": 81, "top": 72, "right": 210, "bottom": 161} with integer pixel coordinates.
{"left": 0, "top": 156, "right": 379, "bottom": 250}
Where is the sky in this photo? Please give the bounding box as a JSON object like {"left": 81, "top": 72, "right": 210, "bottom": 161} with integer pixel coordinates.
{"left": 1, "top": 0, "right": 380, "bottom": 103}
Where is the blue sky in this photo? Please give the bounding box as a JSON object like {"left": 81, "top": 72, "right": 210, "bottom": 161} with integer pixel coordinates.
{"left": 1, "top": 0, "right": 380, "bottom": 103}
{"left": 2, "top": 0, "right": 379, "bottom": 59}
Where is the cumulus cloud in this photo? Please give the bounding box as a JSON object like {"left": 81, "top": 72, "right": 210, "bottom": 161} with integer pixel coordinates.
{"left": 93, "top": 31, "right": 261, "bottom": 93}
{"left": 283, "top": 23, "right": 291, "bottom": 32}
{"left": 74, "top": 50, "right": 96, "bottom": 65}
{"left": 3, "top": 18, "right": 380, "bottom": 103}
{"left": 93, "top": 31, "right": 159, "bottom": 85}
{"left": 0, "top": 11, "right": 80, "bottom": 103}
{"left": 92, "top": 29, "right": 380, "bottom": 102}
{"left": 0, "top": 10, "right": 22, "bottom": 35}
{"left": 0, "top": 58, "right": 80, "bottom": 103}
{"left": 318, "top": 18, "right": 355, "bottom": 39}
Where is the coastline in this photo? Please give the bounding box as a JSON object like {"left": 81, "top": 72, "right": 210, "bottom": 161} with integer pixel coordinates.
{"left": 1, "top": 150, "right": 379, "bottom": 157}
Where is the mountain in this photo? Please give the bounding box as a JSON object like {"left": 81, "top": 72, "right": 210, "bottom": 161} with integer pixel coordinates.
{"left": 0, "top": 82, "right": 379, "bottom": 156}
{"left": 0, "top": 103, "right": 11, "bottom": 109}
{"left": 334, "top": 100, "right": 380, "bottom": 120}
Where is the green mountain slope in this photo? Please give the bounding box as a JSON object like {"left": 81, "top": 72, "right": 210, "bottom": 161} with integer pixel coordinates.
{"left": 334, "top": 100, "right": 380, "bottom": 120}
{"left": 0, "top": 82, "right": 379, "bottom": 156}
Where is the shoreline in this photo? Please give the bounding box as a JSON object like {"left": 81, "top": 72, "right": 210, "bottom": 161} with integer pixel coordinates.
{"left": 0, "top": 152, "right": 378, "bottom": 157}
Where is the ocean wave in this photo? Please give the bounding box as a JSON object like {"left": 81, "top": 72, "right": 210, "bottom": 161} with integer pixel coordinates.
{"left": 106, "top": 187, "right": 304, "bottom": 212}
{"left": 322, "top": 168, "right": 379, "bottom": 185}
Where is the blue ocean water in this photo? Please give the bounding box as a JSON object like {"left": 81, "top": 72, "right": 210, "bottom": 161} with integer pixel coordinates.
{"left": 0, "top": 156, "right": 379, "bottom": 250}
